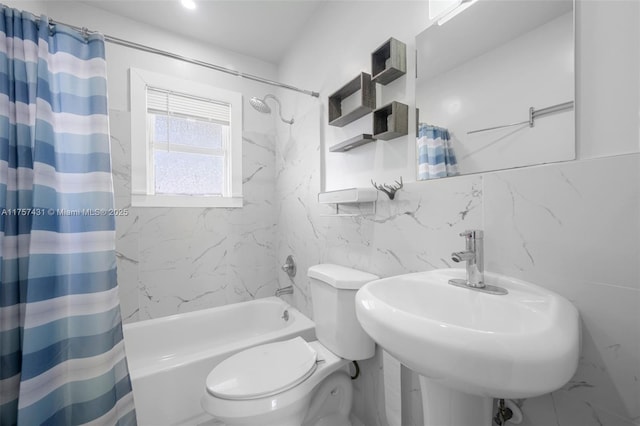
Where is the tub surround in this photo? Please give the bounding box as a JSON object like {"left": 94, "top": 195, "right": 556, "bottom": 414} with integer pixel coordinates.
{"left": 111, "top": 111, "right": 279, "bottom": 322}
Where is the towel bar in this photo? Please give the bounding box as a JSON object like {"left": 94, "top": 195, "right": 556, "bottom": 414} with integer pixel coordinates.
{"left": 467, "top": 101, "right": 574, "bottom": 135}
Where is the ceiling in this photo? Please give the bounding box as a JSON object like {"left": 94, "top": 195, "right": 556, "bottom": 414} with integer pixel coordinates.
{"left": 79, "top": 0, "right": 325, "bottom": 64}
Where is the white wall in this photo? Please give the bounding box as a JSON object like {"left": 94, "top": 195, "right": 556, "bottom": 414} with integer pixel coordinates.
{"left": 276, "top": 0, "right": 640, "bottom": 192}
{"left": 276, "top": 1, "right": 640, "bottom": 425}
{"left": 276, "top": 1, "right": 430, "bottom": 191}
{"left": 576, "top": 0, "right": 640, "bottom": 159}
{"left": 6, "top": 1, "right": 278, "bottom": 114}
{"left": 7, "top": 0, "right": 284, "bottom": 321}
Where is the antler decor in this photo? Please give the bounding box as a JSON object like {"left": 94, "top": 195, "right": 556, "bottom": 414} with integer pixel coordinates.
{"left": 371, "top": 176, "right": 403, "bottom": 200}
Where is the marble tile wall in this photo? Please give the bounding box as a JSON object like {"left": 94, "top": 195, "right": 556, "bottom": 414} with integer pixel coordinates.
{"left": 110, "top": 109, "right": 279, "bottom": 323}
{"left": 483, "top": 154, "right": 640, "bottom": 426}
{"left": 275, "top": 100, "right": 640, "bottom": 426}
{"left": 108, "top": 94, "right": 638, "bottom": 426}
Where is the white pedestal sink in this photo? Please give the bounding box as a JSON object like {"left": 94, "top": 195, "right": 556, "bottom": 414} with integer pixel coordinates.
{"left": 355, "top": 269, "right": 580, "bottom": 426}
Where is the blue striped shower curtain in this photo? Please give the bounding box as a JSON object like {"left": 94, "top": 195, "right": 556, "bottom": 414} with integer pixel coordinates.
{"left": 0, "top": 7, "right": 136, "bottom": 425}
{"left": 417, "top": 123, "right": 459, "bottom": 180}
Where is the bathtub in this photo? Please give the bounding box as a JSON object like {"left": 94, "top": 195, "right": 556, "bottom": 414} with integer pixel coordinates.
{"left": 123, "top": 297, "right": 316, "bottom": 426}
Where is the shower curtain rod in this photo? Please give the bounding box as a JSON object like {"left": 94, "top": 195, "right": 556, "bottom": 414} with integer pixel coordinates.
{"left": 40, "top": 17, "right": 320, "bottom": 98}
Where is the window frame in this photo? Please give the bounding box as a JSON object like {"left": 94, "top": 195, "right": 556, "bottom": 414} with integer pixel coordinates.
{"left": 130, "top": 68, "right": 243, "bottom": 208}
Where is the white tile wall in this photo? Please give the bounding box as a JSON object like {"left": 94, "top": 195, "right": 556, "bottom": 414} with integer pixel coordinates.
{"left": 483, "top": 155, "right": 640, "bottom": 424}
{"left": 275, "top": 127, "right": 640, "bottom": 425}
{"left": 110, "top": 110, "right": 279, "bottom": 322}
{"left": 272, "top": 1, "right": 640, "bottom": 424}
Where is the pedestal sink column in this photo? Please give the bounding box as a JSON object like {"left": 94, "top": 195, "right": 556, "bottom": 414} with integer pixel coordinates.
{"left": 419, "top": 376, "right": 493, "bottom": 426}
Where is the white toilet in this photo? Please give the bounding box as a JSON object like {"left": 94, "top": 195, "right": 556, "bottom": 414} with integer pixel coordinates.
{"left": 201, "top": 264, "right": 379, "bottom": 426}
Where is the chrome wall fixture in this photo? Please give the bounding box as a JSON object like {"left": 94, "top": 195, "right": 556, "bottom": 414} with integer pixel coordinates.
{"left": 275, "top": 286, "right": 294, "bottom": 297}
{"left": 249, "top": 94, "right": 294, "bottom": 124}
{"left": 276, "top": 255, "right": 296, "bottom": 297}
{"left": 281, "top": 255, "right": 297, "bottom": 278}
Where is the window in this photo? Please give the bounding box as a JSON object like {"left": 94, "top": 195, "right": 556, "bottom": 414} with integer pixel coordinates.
{"left": 130, "top": 68, "right": 242, "bottom": 207}
{"left": 147, "top": 88, "right": 228, "bottom": 196}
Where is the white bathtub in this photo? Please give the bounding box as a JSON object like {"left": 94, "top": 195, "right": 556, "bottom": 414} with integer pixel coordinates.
{"left": 123, "top": 297, "right": 316, "bottom": 426}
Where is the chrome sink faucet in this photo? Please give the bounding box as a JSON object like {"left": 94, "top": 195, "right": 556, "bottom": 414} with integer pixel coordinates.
{"left": 451, "top": 230, "right": 484, "bottom": 288}
{"left": 450, "top": 230, "right": 508, "bottom": 295}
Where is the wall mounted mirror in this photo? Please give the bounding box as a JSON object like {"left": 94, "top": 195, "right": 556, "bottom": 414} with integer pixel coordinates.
{"left": 415, "top": 0, "right": 574, "bottom": 180}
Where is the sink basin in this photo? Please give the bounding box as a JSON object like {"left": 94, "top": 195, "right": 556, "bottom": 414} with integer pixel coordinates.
{"left": 355, "top": 268, "right": 580, "bottom": 399}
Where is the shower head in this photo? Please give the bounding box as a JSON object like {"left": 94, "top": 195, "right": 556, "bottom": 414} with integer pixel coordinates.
{"left": 249, "top": 97, "right": 271, "bottom": 114}
{"left": 249, "top": 94, "right": 294, "bottom": 124}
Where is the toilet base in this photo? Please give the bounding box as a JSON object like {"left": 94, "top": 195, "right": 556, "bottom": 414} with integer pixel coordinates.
{"left": 302, "top": 372, "right": 353, "bottom": 426}
{"left": 310, "top": 413, "right": 351, "bottom": 426}
{"left": 201, "top": 393, "right": 310, "bottom": 426}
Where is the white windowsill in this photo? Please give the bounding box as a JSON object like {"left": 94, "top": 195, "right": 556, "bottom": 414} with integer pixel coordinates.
{"left": 131, "top": 194, "right": 243, "bottom": 208}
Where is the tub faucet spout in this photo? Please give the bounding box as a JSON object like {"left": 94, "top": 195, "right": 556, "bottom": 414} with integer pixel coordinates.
{"left": 275, "top": 285, "right": 294, "bottom": 297}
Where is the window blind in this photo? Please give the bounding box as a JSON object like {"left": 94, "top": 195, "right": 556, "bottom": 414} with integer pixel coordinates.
{"left": 147, "top": 86, "right": 231, "bottom": 124}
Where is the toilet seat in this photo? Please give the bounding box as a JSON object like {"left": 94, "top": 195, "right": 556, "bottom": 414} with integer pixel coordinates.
{"left": 206, "top": 337, "right": 318, "bottom": 400}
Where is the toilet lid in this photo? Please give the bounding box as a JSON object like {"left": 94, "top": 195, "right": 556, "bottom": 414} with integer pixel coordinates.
{"left": 206, "top": 337, "right": 318, "bottom": 400}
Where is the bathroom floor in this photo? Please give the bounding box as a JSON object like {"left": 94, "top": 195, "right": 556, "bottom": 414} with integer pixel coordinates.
{"left": 194, "top": 414, "right": 366, "bottom": 426}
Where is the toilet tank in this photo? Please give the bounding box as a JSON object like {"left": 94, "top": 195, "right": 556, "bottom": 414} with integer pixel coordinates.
{"left": 307, "top": 264, "right": 379, "bottom": 360}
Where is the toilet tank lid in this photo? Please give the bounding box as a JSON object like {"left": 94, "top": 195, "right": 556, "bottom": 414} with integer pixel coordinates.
{"left": 307, "top": 264, "right": 379, "bottom": 290}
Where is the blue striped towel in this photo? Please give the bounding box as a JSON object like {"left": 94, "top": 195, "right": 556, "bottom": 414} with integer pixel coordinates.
{"left": 417, "top": 124, "right": 459, "bottom": 180}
